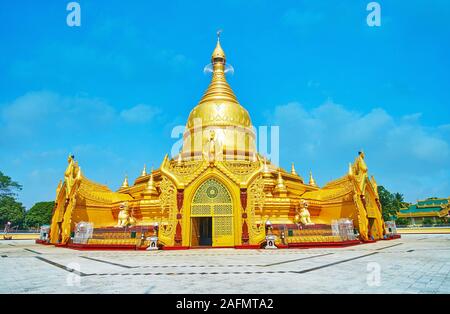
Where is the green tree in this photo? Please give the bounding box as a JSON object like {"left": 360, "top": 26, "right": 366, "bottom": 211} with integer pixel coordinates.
{"left": 25, "top": 201, "right": 55, "bottom": 228}
{"left": 393, "top": 192, "right": 408, "bottom": 209}
{"left": 377, "top": 186, "right": 406, "bottom": 221}
{"left": 0, "top": 196, "right": 26, "bottom": 228}
{"left": 378, "top": 186, "right": 396, "bottom": 221}
{"left": 0, "top": 171, "right": 26, "bottom": 228}
{"left": 0, "top": 171, "right": 22, "bottom": 198}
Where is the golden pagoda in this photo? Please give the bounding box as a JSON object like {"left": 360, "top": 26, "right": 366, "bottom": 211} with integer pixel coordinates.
{"left": 48, "top": 35, "right": 386, "bottom": 248}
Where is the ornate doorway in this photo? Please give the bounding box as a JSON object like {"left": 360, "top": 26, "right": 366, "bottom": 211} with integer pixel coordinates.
{"left": 190, "top": 178, "right": 234, "bottom": 247}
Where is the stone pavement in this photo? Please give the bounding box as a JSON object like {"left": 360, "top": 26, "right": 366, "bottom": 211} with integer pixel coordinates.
{"left": 1, "top": 234, "right": 449, "bottom": 294}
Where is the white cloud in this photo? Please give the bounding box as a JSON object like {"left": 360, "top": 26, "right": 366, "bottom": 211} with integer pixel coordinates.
{"left": 154, "top": 49, "right": 193, "bottom": 71}
{"left": 0, "top": 91, "right": 160, "bottom": 143}
{"left": 0, "top": 91, "right": 117, "bottom": 139}
{"left": 269, "top": 100, "right": 450, "bottom": 202}
{"left": 1, "top": 91, "right": 59, "bottom": 123}
{"left": 120, "top": 104, "right": 160, "bottom": 123}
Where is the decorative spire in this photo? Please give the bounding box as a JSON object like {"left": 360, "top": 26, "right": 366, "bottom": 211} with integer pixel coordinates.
{"left": 277, "top": 170, "right": 285, "bottom": 185}
{"left": 143, "top": 169, "right": 158, "bottom": 198}
{"left": 212, "top": 30, "right": 226, "bottom": 62}
{"left": 309, "top": 170, "right": 317, "bottom": 187}
{"left": 121, "top": 175, "right": 129, "bottom": 188}
{"left": 199, "top": 32, "right": 238, "bottom": 106}
{"left": 263, "top": 158, "right": 272, "bottom": 178}
{"left": 274, "top": 169, "right": 288, "bottom": 196}
{"left": 291, "top": 162, "right": 297, "bottom": 175}
{"left": 141, "top": 164, "right": 147, "bottom": 177}
{"left": 348, "top": 163, "right": 354, "bottom": 176}
{"left": 76, "top": 167, "right": 82, "bottom": 180}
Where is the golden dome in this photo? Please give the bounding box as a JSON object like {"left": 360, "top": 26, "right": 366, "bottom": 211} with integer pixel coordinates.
{"left": 182, "top": 34, "right": 256, "bottom": 160}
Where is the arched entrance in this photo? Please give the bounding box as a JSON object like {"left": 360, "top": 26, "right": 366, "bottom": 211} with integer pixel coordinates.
{"left": 190, "top": 178, "right": 234, "bottom": 247}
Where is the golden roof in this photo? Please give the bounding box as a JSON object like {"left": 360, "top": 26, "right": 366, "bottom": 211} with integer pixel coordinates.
{"left": 186, "top": 35, "right": 252, "bottom": 129}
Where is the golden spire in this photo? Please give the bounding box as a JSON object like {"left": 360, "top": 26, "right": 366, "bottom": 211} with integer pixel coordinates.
{"left": 183, "top": 32, "right": 256, "bottom": 161}
{"left": 359, "top": 149, "right": 365, "bottom": 159}
{"left": 121, "top": 175, "right": 129, "bottom": 188}
{"left": 177, "top": 153, "right": 182, "bottom": 165}
{"left": 291, "top": 162, "right": 297, "bottom": 175}
{"left": 211, "top": 30, "right": 226, "bottom": 61}
{"left": 198, "top": 32, "right": 239, "bottom": 106}
{"left": 141, "top": 164, "right": 147, "bottom": 177}
{"left": 263, "top": 158, "right": 272, "bottom": 178}
{"left": 348, "top": 163, "right": 354, "bottom": 176}
{"left": 274, "top": 169, "right": 288, "bottom": 196}
{"left": 309, "top": 170, "right": 317, "bottom": 187}
{"left": 143, "top": 169, "right": 158, "bottom": 198}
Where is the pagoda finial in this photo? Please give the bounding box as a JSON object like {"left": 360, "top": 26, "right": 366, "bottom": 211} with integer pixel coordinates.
{"left": 309, "top": 170, "right": 317, "bottom": 187}
{"left": 211, "top": 31, "right": 226, "bottom": 63}
{"left": 143, "top": 170, "right": 158, "bottom": 197}
{"left": 141, "top": 164, "right": 147, "bottom": 177}
{"left": 291, "top": 162, "right": 297, "bottom": 175}
{"left": 277, "top": 170, "right": 285, "bottom": 185}
{"left": 198, "top": 31, "right": 238, "bottom": 106}
{"left": 274, "top": 169, "right": 288, "bottom": 196}
{"left": 358, "top": 149, "right": 365, "bottom": 159}
{"left": 263, "top": 158, "right": 272, "bottom": 178}
{"left": 121, "top": 175, "right": 129, "bottom": 188}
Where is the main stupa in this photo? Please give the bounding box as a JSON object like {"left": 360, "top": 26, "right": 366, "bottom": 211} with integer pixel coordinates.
{"left": 47, "top": 35, "right": 386, "bottom": 249}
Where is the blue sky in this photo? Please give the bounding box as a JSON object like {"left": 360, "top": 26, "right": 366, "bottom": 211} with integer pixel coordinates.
{"left": 0, "top": 0, "right": 449, "bottom": 209}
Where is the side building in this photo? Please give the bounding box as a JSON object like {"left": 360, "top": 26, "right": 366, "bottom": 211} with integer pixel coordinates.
{"left": 398, "top": 198, "right": 450, "bottom": 225}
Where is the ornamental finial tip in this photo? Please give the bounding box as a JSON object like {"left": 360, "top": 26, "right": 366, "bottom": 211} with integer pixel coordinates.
{"left": 217, "top": 29, "right": 222, "bottom": 40}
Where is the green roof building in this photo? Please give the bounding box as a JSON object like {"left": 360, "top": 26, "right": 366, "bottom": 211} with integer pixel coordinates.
{"left": 398, "top": 197, "right": 450, "bottom": 225}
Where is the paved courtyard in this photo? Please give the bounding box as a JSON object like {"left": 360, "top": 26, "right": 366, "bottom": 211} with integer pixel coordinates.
{"left": 1, "top": 234, "right": 449, "bottom": 294}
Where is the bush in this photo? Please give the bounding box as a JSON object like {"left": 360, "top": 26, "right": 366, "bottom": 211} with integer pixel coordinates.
{"left": 436, "top": 218, "right": 448, "bottom": 225}
{"left": 422, "top": 218, "right": 434, "bottom": 226}
{"left": 395, "top": 218, "right": 409, "bottom": 226}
